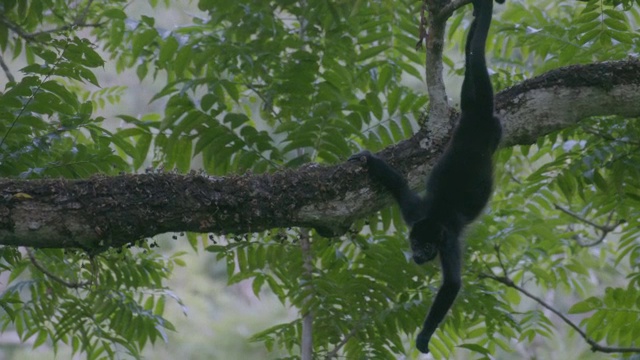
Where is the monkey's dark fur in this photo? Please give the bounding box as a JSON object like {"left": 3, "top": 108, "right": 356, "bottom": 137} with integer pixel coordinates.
{"left": 350, "top": 0, "right": 503, "bottom": 353}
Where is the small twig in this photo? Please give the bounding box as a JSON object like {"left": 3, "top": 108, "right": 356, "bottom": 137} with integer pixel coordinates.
{"left": 571, "top": 232, "right": 608, "bottom": 248}
{"left": 0, "top": 59, "right": 56, "bottom": 148}
{"left": 0, "top": 17, "right": 30, "bottom": 40}
{"left": 415, "top": 0, "right": 428, "bottom": 50}
{"left": 507, "top": 171, "right": 522, "bottom": 185}
{"left": 0, "top": 43, "right": 69, "bottom": 149}
{"left": 0, "top": 54, "right": 15, "bottom": 83}
{"left": 493, "top": 243, "right": 508, "bottom": 277}
{"left": 25, "top": 22, "right": 104, "bottom": 39}
{"left": 437, "top": 0, "right": 471, "bottom": 23}
{"left": 483, "top": 245, "right": 640, "bottom": 354}
{"left": 76, "top": 0, "right": 96, "bottom": 23}
{"left": 325, "top": 316, "right": 370, "bottom": 359}
{"left": 554, "top": 204, "right": 623, "bottom": 247}
{"left": 481, "top": 272, "right": 640, "bottom": 354}
{"left": 0, "top": 0, "right": 102, "bottom": 42}
{"left": 26, "top": 249, "right": 91, "bottom": 289}
{"left": 554, "top": 204, "right": 603, "bottom": 229}
{"left": 583, "top": 127, "right": 640, "bottom": 146}
{"left": 300, "top": 228, "right": 314, "bottom": 360}
{"left": 245, "top": 83, "right": 278, "bottom": 118}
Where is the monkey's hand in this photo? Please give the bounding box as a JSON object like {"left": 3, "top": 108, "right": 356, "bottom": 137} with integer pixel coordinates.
{"left": 416, "top": 330, "right": 432, "bottom": 353}
{"left": 348, "top": 150, "right": 373, "bottom": 164}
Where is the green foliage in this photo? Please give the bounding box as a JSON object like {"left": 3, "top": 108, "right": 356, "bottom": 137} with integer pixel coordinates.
{"left": 1, "top": 0, "right": 640, "bottom": 359}
{"left": 0, "top": 247, "right": 184, "bottom": 359}
{"left": 89, "top": 0, "right": 427, "bottom": 173}
{"left": 479, "top": 116, "right": 640, "bottom": 357}
{"left": 489, "top": 0, "right": 640, "bottom": 74}
{"left": 209, "top": 232, "right": 430, "bottom": 358}
{"left": 0, "top": 39, "right": 128, "bottom": 178}
{"left": 569, "top": 287, "right": 640, "bottom": 346}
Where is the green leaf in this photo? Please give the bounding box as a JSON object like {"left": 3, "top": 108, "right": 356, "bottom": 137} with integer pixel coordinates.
{"left": 220, "top": 80, "right": 240, "bottom": 103}
{"left": 356, "top": 44, "right": 389, "bottom": 62}
{"left": 266, "top": 277, "right": 286, "bottom": 302}
{"left": 102, "top": 8, "right": 127, "bottom": 19}
{"left": 223, "top": 113, "right": 250, "bottom": 129}
{"left": 603, "top": 18, "right": 628, "bottom": 32}
{"left": 387, "top": 87, "right": 401, "bottom": 116}
{"left": 365, "top": 92, "right": 383, "bottom": 120}
{"left": 458, "top": 343, "right": 491, "bottom": 355}
{"left": 377, "top": 65, "right": 392, "bottom": 90}
{"left": 593, "top": 170, "right": 608, "bottom": 191}
{"left": 568, "top": 297, "right": 602, "bottom": 314}
{"left": 159, "top": 36, "right": 179, "bottom": 64}
{"left": 132, "top": 29, "right": 158, "bottom": 59}
{"left": 111, "top": 132, "right": 139, "bottom": 160}
{"left": 252, "top": 274, "right": 265, "bottom": 298}
{"left": 205, "top": 245, "right": 227, "bottom": 253}
{"left": 33, "top": 330, "right": 48, "bottom": 348}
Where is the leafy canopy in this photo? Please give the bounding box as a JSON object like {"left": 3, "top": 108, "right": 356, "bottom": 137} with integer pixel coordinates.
{"left": 0, "top": 0, "right": 639, "bottom": 359}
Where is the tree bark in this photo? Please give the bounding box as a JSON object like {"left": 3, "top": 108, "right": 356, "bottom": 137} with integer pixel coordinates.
{"left": 2, "top": 60, "right": 640, "bottom": 249}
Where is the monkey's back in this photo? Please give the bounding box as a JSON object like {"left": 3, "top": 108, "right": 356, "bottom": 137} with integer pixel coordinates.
{"left": 425, "top": 112, "right": 501, "bottom": 223}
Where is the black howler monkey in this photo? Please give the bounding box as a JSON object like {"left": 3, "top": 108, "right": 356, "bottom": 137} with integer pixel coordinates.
{"left": 349, "top": 0, "right": 503, "bottom": 353}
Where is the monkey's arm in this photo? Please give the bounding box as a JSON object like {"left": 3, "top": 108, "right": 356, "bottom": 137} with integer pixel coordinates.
{"left": 350, "top": 151, "right": 424, "bottom": 225}
{"left": 415, "top": 229, "right": 462, "bottom": 353}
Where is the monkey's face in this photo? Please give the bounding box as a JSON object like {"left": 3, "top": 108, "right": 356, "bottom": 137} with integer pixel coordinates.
{"left": 409, "top": 219, "right": 442, "bottom": 264}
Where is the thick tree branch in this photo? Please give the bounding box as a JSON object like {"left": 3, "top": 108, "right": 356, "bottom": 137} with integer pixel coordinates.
{"left": 498, "top": 60, "right": 640, "bottom": 146}
{"left": 1, "top": 60, "right": 640, "bottom": 249}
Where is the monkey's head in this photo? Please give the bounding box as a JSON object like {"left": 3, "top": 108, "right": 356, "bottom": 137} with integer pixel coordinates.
{"left": 409, "top": 218, "right": 443, "bottom": 265}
